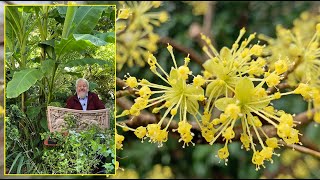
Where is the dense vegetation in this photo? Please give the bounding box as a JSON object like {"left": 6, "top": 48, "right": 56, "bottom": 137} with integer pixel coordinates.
{"left": 5, "top": 5, "right": 116, "bottom": 174}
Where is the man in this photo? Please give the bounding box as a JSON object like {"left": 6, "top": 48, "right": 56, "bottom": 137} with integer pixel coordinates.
{"left": 65, "top": 78, "right": 107, "bottom": 174}
{"left": 66, "top": 78, "right": 105, "bottom": 110}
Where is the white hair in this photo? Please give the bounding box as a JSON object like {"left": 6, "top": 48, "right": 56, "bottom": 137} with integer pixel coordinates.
{"left": 76, "top": 78, "right": 89, "bottom": 89}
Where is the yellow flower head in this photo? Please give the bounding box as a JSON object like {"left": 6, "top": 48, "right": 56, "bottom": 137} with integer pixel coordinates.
{"left": 211, "top": 77, "right": 300, "bottom": 169}
{"left": 117, "top": 46, "right": 204, "bottom": 148}
{"left": 116, "top": 133, "right": 125, "bottom": 150}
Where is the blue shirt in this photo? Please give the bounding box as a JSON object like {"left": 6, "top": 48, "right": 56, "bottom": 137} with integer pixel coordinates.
{"left": 78, "top": 95, "right": 88, "bottom": 111}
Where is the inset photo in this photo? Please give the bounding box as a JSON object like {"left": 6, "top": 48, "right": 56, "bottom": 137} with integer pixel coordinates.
{"left": 4, "top": 4, "right": 116, "bottom": 175}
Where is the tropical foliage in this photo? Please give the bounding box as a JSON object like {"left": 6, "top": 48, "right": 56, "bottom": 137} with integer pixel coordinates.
{"left": 5, "top": 4, "right": 115, "bottom": 174}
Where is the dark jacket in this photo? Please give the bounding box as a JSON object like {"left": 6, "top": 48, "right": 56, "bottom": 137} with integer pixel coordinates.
{"left": 66, "top": 91, "right": 105, "bottom": 110}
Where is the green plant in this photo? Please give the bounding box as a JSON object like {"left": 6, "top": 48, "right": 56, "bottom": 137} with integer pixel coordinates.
{"left": 40, "top": 126, "right": 115, "bottom": 174}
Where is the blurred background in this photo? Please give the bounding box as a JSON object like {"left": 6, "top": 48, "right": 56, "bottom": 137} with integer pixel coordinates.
{"left": 1, "top": 1, "right": 320, "bottom": 179}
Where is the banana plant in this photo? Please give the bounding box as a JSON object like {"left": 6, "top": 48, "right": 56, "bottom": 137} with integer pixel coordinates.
{"left": 5, "top": 6, "right": 38, "bottom": 112}
{"left": 6, "top": 5, "right": 115, "bottom": 108}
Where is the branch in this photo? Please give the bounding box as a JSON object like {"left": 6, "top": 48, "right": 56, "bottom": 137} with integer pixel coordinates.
{"left": 293, "top": 108, "right": 314, "bottom": 125}
{"left": 267, "top": 82, "right": 291, "bottom": 94}
{"left": 116, "top": 98, "right": 315, "bottom": 147}
{"left": 158, "top": 37, "right": 204, "bottom": 66}
{"left": 281, "top": 142, "right": 320, "bottom": 159}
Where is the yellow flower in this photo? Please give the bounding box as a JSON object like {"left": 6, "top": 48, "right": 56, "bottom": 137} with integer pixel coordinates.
{"left": 217, "top": 144, "right": 229, "bottom": 165}
{"left": 211, "top": 78, "right": 300, "bottom": 169}
{"left": 134, "top": 126, "right": 147, "bottom": 141}
{"left": 118, "top": 8, "right": 131, "bottom": 19}
{"left": 185, "top": 1, "right": 210, "bottom": 16}
{"left": 116, "top": 133, "right": 125, "bottom": 150}
{"left": 146, "top": 164, "right": 174, "bottom": 179}
{"left": 117, "top": 30, "right": 159, "bottom": 70}
{"left": 117, "top": 45, "right": 204, "bottom": 148}
{"left": 116, "top": 1, "right": 169, "bottom": 70}
{"left": 0, "top": 106, "right": 4, "bottom": 115}
{"left": 259, "top": 11, "right": 320, "bottom": 90}
{"left": 200, "top": 28, "right": 267, "bottom": 119}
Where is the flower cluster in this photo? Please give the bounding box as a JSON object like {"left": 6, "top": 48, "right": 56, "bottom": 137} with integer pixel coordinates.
{"left": 184, "top": 1, "right": 211, "bottom": 16}
{"left": 116, "top": 1, "right": 169, "bottom": 70}
{"left": 117, "top": 44, "right": 204, "bottom": 148}
{"left": 117, "top": 28, "right": 302, "bottom": 170}
{"left": 115, "top": 11, "right": 318, "bottom": 172}
{"left": 258, "top": 11, "right": 320, "bottom": 123}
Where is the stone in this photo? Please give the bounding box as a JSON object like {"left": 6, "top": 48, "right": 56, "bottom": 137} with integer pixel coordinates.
{"left": 47, "top": 106, "right": 109, "bottom": 132}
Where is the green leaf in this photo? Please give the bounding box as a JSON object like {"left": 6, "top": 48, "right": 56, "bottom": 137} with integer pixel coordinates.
{"left": 62, "top": 71, "right": 82, "bottom": 77}
{"left": 63, "top": 58, "right": 111, "bottom": 68}
{"left": 39, "top": 39, "right": 55, "bottom": 47}
{"left": 72, "top": 6, "right": 105, "bottom": 34}
{"left": 73, "top": 34, "right": 106, "bottom": 46}
{"left": 26, "top": 106, "right": 41, "bottom": 120}
{"left": 48, "top": 102, "right": 62, "bottom": 107}
{"left": 235, "top": 77, "right": 254, "bottom": 105}
{"left": 8, "top": 152, "right": 22, "bottom": 173}
{"left": 16, "top": 155, "right": 25, "bottom": 174}
{"left": 57, "top": 6, "right": 67, "bottom": 16}
{"left": 40, "top": 59, "right": 55, "bottom": 75}
{"left": 6, "top": 68, "right": 43, "bottom": 98}
{"left": 55, "top": 37, "right": 94, "bottom": 60}
{"left": 89, "top": 82, "right": 98, "bottom": 91}
{"left": 62, "top": 6, "right": 77, "bottom": 38}
{"left": 215, "top": 97, "right": 236, "bottom": 111}
{"left": 95, "top": 32, "right": 115, "bottom": 43}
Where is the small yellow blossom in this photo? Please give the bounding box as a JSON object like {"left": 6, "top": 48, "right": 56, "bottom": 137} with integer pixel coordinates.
{"left": 116, "top": 133, "right": 125, "bottom": 150}
{"left": 118, "top": 8, "right": 131, "bottom": 19}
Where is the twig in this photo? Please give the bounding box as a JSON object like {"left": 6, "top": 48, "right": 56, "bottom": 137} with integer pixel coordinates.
{"left": 158, "top": 37, "right": 204, "bottom": 66}
{"left": 116, "top": 77, "right": 128, "bottom": 88}
{"left": 293, "top": 108, "right": 314, "bottom": 125}
{"left": 116, "top": 97, "right": 133, "bottom": 111}
{"left": 116, "top": 90, "right": 135, "bottom": 98}
{"left": 299, "top": 136, "right": 320, "bottom": 152}
{"left": 281, "top": 142, "right": 320, "bottom": 159}
{"left": 202, "top": 1, "right": 215, "bottom": 44}
{"left": 267, "top": 82, "right": 291, "bottom": 94}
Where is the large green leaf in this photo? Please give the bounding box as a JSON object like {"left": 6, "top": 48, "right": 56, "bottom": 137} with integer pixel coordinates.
{"left": 62, "top": 6, "right": 77, "bottom": 38}
{"left": 63, "top": 58, "right": 112, "bottom": 68}
{"left": 72, "top": 6, "right": 105, "bottom": 34}
{"left": 6, "top": 68, "right": 44, "bottom": 98}
{"left": 40, "top": 59, "right": 55, "bottom": 75}
{"left": 6, "top": 7, "right": 22, "bottom": 41}
{"left": 73, "top": 34, "right": 107, "bottom": 46}
{"left": 54, "top": 36, "right": 94, "bottom": 60}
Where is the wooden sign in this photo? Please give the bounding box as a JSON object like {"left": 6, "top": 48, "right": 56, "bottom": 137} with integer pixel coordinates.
{"left": 47, "top": 106, "right": 109, "bottom": 132}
